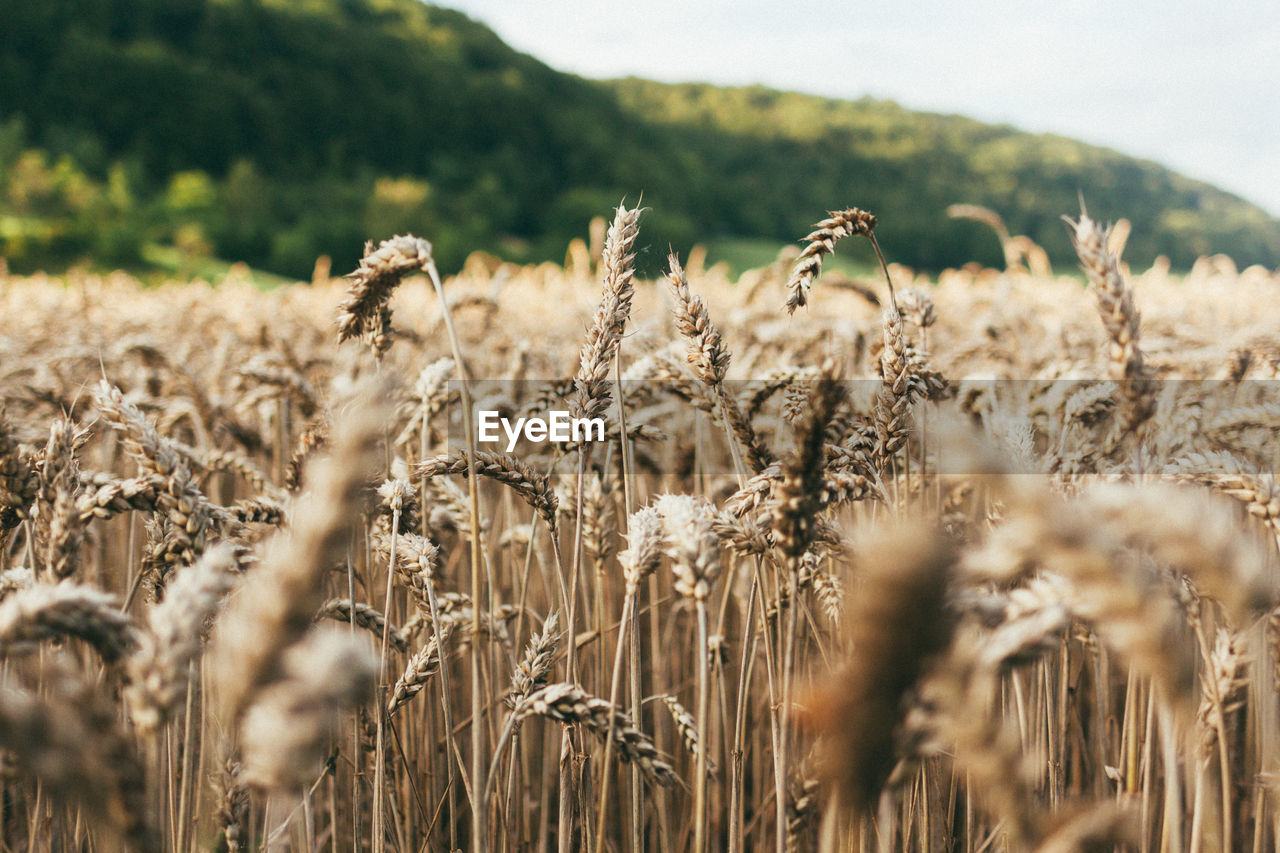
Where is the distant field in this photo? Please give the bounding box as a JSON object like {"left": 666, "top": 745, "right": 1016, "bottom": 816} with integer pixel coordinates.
{"left": 705, "top": 235, "right": 883, "bottom": 278}
{"left": 140, "top": 244, "right": 298, "bottom": 289}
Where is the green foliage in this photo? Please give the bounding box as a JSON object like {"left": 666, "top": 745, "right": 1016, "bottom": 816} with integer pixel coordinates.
{"left": 607, "top": 79, "right": 1280, "bottom": 271}
{"left": 1, "top": 0, "right": 1276, "bottom": 277}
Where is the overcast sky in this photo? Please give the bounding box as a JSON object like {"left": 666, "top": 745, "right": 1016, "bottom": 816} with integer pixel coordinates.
{"left": 444, "top": 0, "right": 1280, "bottom": 216}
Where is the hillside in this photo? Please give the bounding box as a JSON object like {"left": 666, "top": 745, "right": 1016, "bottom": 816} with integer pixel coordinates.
{"left": 607, "top": 79, "right": 1280, "bottom": 271}
{"left": 1, "top": 0, "right": 1277, "bottom": 277}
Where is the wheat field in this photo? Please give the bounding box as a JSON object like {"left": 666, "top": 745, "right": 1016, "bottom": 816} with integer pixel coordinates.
{"left": 0, "top": 205, "right": 1278, "bottom": 852}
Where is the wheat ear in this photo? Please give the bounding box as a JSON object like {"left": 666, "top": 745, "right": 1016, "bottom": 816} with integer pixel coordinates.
{"left": 0, "top": 582, "right": 134, "bottom": 664}
{"left": 336, "top": 234, "right": 434, "bottom": 356}
{"left": 572, "top": 203, "right": 643, "bottom": 423}
{"left": 126, "top": 543, "right": 239, "bottom": 732}
{"left": 784, "top": 208, "right": 877, "bottom": 313}
{"left": 208, "top": 382, "right": 386, "bottom": 722}
{"left": 240, "top": 628, "right": 378, "bottom": 791}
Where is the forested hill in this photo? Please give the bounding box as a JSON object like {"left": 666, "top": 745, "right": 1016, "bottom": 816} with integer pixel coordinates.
{"left": 606, "top": 79, "right": 1280, "bottom": 271}
{"left": 2, "top": 0, "right": 1277, "bottom": 278}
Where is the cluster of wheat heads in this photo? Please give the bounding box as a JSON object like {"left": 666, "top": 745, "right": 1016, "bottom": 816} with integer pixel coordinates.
{"left": 0, "top": 205, "right": 1278, "bottom": 852}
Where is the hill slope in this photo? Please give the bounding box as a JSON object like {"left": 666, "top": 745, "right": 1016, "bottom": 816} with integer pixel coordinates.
{"left": 1, "top": 0, "right": 1277, "bottom": 276}
{"left": 607, "top": 79, "right": 1280, "bottom": 271}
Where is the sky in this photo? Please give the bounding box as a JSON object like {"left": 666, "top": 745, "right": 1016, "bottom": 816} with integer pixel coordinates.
{"left": 443, "top": 0, "right": 1280, "bottom": 216}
